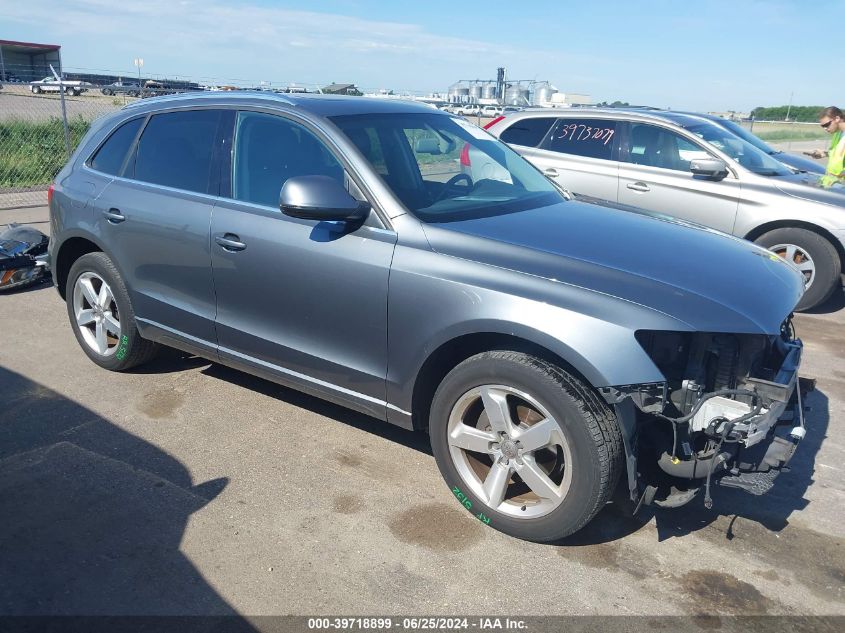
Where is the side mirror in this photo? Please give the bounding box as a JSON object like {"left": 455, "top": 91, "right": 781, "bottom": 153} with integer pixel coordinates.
{"left": 689, "top": 158, "right": 728, "bottom": 180}
{"left": 414, "top": 137, "right": 442, "bottom": 155}
{"left": 280, "top": 175, "right": 370, "bottom": 222}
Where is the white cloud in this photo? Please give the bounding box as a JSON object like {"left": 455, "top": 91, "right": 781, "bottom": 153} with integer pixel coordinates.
{"left": 1, "top": 0, "right": 587, "bottom": 91}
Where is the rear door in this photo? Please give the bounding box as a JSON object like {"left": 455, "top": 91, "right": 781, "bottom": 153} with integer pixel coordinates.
{"left": 209, "top": 110, "right": 396, "bottom": 416}
{"left": 513, "top": 117, "right": 621, "bottom": 202}
{"left": 93, "top": 108, "right": 227, "bottom": 349}
{"left": 617, "top": 121, "right": 741, "bottom": 233}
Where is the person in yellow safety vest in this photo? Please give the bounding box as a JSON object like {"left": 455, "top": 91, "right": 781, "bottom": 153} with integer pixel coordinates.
{"left": 804, "top": 106, "right": 845, "bottom": 189}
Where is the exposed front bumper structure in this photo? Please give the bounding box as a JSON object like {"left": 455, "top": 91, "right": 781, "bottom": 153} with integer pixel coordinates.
{"left": 603, "top": 328, "right": 807, "bottom": 510}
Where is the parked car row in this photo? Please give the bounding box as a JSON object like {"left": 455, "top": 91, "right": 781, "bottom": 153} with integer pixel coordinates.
{"left": 22, "top": 77, "right": 200, "bottom": 98}
{"left": 49, "top": 92, "right": 810, "bottom": 543}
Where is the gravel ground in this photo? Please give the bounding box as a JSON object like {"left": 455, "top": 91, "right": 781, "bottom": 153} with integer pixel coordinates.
{"left": 0, "top": 206, "right": 843, "bottom": 622}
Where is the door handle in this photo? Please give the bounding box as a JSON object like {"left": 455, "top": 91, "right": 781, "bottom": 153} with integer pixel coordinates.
{"left": 626, "top": 182, "right": 651, "bottom": 192}
{"left": 102, "top": 208, "right": 126, "bottom": 223}
{"left": 543, "top": 168, "right": 559, "bottom": 178}
{"left": 215, "top": 233, "right": 247, "bottom": 252}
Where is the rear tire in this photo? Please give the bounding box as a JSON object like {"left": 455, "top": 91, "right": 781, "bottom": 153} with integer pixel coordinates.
{"left": 429, "top": 351, "right": 623, "bottom": 542}
{"left": 66, "top": 252, "right": 159, "bottom": 371}
{"left": 755, "top": 227, "right": 841, "bottom": 311}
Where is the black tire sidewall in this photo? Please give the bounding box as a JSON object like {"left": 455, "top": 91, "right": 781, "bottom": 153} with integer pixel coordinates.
{"left": 755, "top": 228, "right": 841, "bottom": 310}
{"left": 429, "top": 353, "right": 609, "bottom": 542}
{"left": 65, "top": 253, "right": 142, "bottom": 371}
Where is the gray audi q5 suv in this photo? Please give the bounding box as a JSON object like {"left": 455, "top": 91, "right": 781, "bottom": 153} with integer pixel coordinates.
{"left": 50, "top": 92, "right": 807, "bottom": 541}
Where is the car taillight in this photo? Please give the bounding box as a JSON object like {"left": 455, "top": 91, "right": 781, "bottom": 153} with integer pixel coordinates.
{"left": 483, "top": 115, "right": 505, "bottom": 130}
{"left": 47, "top": 184, "right": 55, "bottom": 205}
{"left": 460, "top": 143, "right": 471, "bottom": 167}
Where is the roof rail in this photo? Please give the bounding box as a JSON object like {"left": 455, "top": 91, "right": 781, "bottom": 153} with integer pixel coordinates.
{"left": 122, "top": 89, "right": 298, "bottom": 110}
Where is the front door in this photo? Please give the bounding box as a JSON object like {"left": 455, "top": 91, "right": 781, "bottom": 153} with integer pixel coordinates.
{"left": 617, "top": 122, "right": 741, "bottom": 233}
{"left": 210, "top": 110, "right": 396, "bottom": 416}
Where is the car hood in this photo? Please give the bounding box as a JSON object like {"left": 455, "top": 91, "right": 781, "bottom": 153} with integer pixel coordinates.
{"left": 772, "top": 151, "right": 826, "bottom": 175}
{"left": 422, "top": 200, "right": 803, "bottom": 334}
{"left": 770, "top": 172, "right": 845, "bottom": 207}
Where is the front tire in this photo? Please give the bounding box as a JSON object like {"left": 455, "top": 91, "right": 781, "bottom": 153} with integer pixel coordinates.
{"left": 429, "top": 351, "right": 623, "bottom": 542}
{"left": 755, "top": 227, "right": 841, "bottom": 311}
{"left": 66, "top": 252, "right": 159, "bottom": 371}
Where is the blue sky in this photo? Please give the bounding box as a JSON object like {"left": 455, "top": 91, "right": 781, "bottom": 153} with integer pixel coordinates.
{"left": 1, "top": 0, "right": 835, "bottom": 111}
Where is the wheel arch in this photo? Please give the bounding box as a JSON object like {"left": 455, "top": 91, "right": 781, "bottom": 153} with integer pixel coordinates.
{"left": 745, "top": 220, "right": 845, "bottom": 273}
{"left": 54, "top": 235, "right": 105, "bottom": 299}
{"left": 410, "top": 331, "right": 607, "bottom": 433}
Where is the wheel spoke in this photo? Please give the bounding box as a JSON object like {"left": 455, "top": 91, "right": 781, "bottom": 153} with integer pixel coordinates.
{"left": 797, "top": 260, "right": 815, "bottom": 274}
{"left": 76, "top": 309, "right": 95, "bottom": 327}
{"left": 79, "top": 278, "right": 98, "bottom": 306}
{"left": 515, "top": 418, "right": 560, "bottom": 453}
{"left": 95, "top": 321, "right": 108, "bottom": 354}
{"left": 98, "top": 282, "right": 113, "bottom": 309}
{"left": 515, "top": 455, "right": 562, "bottom": 500}
{"left": 784, "top": 245, "right": 797, "bottom": 262}
{"left": 103, "top": 313, "right": 120, "bottom": 336}
{"left": 449, "top": 423, "right": 498, "bottom": 454}
{"left": 482, "top": 461, "right": 511, "bottom": 507}
{"left": 479, "top": 386, "right": 512, "bottom": 434}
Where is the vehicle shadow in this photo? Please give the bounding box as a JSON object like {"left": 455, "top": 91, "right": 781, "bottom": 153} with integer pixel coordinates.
{"left": 651, "top": 387, "right": 829, "bottom": 541}
{"left": 200, "top": 363, "right": 433, "bottom": 456}
{"left": 0, "top": 278, "right": 53, "bottom": 295}
{"left": 0, "top": 365, "right": 253, "bottom": 622}
{"left": 113, "top": 351, "right": 828, "bottom": 548}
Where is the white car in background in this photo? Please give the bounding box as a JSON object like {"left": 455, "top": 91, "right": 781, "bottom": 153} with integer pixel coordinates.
{"left": 481, "top": 106, "right": 502, "bottom": 117}
{"left": 29, "top": 77, "right": 93, "bottom": 96}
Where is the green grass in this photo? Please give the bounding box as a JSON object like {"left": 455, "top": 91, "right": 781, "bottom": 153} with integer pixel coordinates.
{"left": 0, "top": 117, "right": 91, "bottom": 189}
{"left": 754, "top": 129, "right": 829, "bottom": 142}
{"left": 739, "top": 121, "right": 827, "bottom": 143}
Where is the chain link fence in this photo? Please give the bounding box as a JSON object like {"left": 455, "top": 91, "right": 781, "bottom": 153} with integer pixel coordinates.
{"left": 738, "top": 119, "right": 828, "bottom": 155}
{"left": 0, "top": 81, "right": 127, "bottom": 209}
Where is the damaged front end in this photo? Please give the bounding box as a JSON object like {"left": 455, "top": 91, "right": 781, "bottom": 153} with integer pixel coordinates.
{"left": 601, "top": 319, "right": 806, "bottom": 511}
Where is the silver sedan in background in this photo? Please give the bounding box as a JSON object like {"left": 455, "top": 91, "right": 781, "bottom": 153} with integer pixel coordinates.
{"left": 477, "top": 109, "right": 845, "bottom": 310}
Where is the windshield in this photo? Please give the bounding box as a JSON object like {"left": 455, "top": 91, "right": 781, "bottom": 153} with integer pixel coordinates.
{"left": 330, "top": 112, "right": 563, "bottom": 223}
{"left": 684, "top": 121, "right": 791, "bottom": 176}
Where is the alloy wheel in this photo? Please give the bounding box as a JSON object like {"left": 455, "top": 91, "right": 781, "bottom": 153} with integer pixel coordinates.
{"left": 447, "top": 385, "right": 573, "bottom": 519}
{"left": 72, "top": 271, "right": 121, "bottom": 356}
{"left": 770, "top": 243, "right": 816, "bottom": 289}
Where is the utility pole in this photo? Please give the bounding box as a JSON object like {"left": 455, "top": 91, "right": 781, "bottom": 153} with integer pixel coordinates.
{"left": 134, "top": 58, "right": 143, "bottom": 97}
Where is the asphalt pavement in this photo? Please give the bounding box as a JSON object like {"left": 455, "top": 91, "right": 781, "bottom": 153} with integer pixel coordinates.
{"left": 0, "top": 207, "right": 843, "bottom": 619}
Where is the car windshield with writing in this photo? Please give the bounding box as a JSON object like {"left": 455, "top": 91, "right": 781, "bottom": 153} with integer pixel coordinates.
{"left": 330, "top": 113, "right": 563, "bottom": 223}
{"left": 683, "top": 121, "right": 791, "bottom": 177}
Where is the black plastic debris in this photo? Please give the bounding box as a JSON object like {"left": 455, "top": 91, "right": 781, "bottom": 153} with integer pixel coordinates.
{"left": 0, "top": 224, "right": 50, "bottom": 292}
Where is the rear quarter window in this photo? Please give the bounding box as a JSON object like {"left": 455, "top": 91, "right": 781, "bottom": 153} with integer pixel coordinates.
{"left": 546, "top": 118, "right": 618, "bottom": 160}
{"left": 88, "top": 117, "right": 144, "bottom": 176}
{"left": 131, "top": 110, "right": 223, "bottom": 194}
{"left": 498, "top": 117, "right": 556, "bottom": 147}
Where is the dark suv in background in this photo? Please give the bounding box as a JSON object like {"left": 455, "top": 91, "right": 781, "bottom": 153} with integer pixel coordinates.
{"left": 49, "top": 93, "right": 806, "bottom": 541}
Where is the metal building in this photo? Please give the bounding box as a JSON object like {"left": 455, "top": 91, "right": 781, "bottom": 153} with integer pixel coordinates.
{"left": 0, "top": 40, "right": 61, "bottom": 82}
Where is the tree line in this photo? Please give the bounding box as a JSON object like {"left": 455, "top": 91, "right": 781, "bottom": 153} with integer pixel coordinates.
{"left": 750, "top": 105, "right": 826, "bottom": 122}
